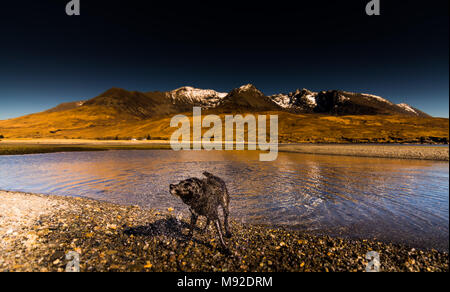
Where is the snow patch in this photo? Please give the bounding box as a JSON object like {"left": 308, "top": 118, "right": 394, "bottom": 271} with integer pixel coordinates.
{"left": 239, "top": 84, "right": 255, "bottom": 91}
{"left": 270, "top": 94, "right": 291, "bottom": 108}
{"left": 270, "top": 89, "right": 318, "bottom": 109}
{"left": 303, "top": 93, "right": 318, "bottom": 107}
{"left": 167, "top": 86, "right": 227, "bottom": 106}
{"left": 398, "top": 103, "right": 418, "bottom": 114}
{"left": 360, "top": 93, "right": 393, "bottom": 104}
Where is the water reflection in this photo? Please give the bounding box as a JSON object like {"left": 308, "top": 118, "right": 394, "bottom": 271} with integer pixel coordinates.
{"left": 0, "top": 150, "right": 448, "bottom": 251}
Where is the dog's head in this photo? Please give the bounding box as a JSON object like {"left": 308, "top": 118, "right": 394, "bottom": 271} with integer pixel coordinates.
{"left": 169, "top": 180, "right": 193, "bottom": 199}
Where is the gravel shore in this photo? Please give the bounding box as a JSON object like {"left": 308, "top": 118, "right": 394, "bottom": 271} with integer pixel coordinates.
{"left": 279, "top": 144, "right": 449, "bottom": 161}
{"left": 1, "top": 140, "right": 449, "bottom": 161}
{"left": 0, "top": 191, "right": 448, "bottom": 272}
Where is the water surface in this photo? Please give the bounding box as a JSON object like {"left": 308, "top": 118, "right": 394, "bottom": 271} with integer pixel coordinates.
{"left": 0, "top": 150, "right": 448, "bottom": 251}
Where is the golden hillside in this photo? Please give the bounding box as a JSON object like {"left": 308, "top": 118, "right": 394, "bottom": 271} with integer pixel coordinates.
{"left": 0, "top": 106, "right": 448, "bottom": 144}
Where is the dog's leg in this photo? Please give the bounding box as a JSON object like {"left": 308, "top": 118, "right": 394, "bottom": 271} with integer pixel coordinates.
{"left": 188, "top": 213, "right": 198, "bottom": 238}
{"left": 222, "top": 189, "right": 232, "bottom": 238}
{"left": 222, "top": 206, "right": 232, "bottom": 238}
{"left": 214, "top": 219, "right": 227, "bottom": 249}
{"left": 202, "top": 218, "right": 210, "bottom": 233}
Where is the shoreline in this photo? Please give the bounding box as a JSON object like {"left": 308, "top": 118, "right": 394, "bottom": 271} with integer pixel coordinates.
{"left": 278, "top": 144, "right": 449, "bottom": 161}
{"left": 0, "top": 190, "right": 448, "bottom": 272}
{"left": 0, "top": 139, "right": 448, "bottom": 161}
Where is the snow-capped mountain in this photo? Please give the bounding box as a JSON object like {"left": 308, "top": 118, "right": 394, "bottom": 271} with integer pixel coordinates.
{"left": 52, "top": 85, "right": 431, "bottom": 118}
{"left": 166, "top": 86, "right": 227, "bottom": 107}
{"left": 214, "top": 84, "right": 281, "bottom": 112}
{"left": 269, "top": 89, "right": 430, "bottom": 117}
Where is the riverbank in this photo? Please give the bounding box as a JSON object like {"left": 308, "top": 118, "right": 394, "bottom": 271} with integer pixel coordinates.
{"left": 0, "top": 191, "right": 448, "bottom": 272}
{"left": 0, "top": 140, "right": 171, "bottom": 155}
{"left": 278, "top": 144, "right": 449, "bottom": 161}
{"left": 0, "top": 139, "right": 448, "bottom": 161}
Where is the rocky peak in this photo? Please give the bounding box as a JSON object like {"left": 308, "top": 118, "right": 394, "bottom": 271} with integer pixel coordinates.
{"left": 99, "top": 87, "right": 132, "bottom": 98}
{"left": 235, "top": 84, "right": 263, "bottom": 95}
{"left": 165, "top": 86, "right": 227, "bottom": 108}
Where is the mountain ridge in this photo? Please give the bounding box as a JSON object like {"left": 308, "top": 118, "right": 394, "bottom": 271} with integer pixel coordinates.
{"left": 268, "top": 89, "right": 431, "bottom": 117}
{"left": 42, "top": 84, "right": 431, "bottom": 118}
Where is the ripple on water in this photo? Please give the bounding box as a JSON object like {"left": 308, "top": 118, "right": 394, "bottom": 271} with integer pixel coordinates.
{"left": 0, "top": 150, "right": 448, "bottom": 251}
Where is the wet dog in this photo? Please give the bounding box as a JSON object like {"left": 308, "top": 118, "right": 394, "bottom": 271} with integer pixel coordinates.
{"left": 170, "top": 172, "right": 232, "bottom": 249}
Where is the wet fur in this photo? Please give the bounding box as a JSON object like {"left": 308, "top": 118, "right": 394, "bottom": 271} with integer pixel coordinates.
{"left": 170, "top": 172, "right": 232, "bottom": 249}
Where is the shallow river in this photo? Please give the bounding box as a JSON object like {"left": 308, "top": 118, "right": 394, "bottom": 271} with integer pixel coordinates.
{"left": 0, "top": 150, "right": 448, "bottom": 251}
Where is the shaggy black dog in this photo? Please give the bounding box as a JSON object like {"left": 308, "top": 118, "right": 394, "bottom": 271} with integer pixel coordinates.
{"left": 170, "top": 172, "right": 232, "bottom": 248}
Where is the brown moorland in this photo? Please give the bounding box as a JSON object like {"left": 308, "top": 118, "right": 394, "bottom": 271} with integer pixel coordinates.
{"left": 0, "top": 108, "right": 448, "bottom": 144}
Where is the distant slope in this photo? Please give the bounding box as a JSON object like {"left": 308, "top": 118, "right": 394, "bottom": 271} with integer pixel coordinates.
{"left": 83, "top": 88, "right": 175, "bottom": 118}
{"left": 397, "top": 103, "right": 430, "bottom": 117}
{"left": 44, "top": 101, "right": 85, "bottom": 113}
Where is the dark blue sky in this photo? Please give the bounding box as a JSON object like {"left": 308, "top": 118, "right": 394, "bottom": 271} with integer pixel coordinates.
{"left": 0, "top": 0, "right": 448, "bottom": 119}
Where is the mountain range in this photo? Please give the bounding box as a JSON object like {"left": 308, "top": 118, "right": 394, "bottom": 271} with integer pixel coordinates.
{"left": 0, "top": 84, "right": 447, "bottom": 143}
{"left": 44, "top": 84, "right": 430, "bottom": 118}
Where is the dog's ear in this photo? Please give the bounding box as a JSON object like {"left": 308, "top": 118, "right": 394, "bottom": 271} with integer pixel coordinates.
{"left": 203, "top": 171, "right": 213, "bottom": 178}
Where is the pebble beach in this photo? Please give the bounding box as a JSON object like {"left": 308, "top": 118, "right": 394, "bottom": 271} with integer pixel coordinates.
{"left": 0, "top": 191, "right": 448, "bottom": 272}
